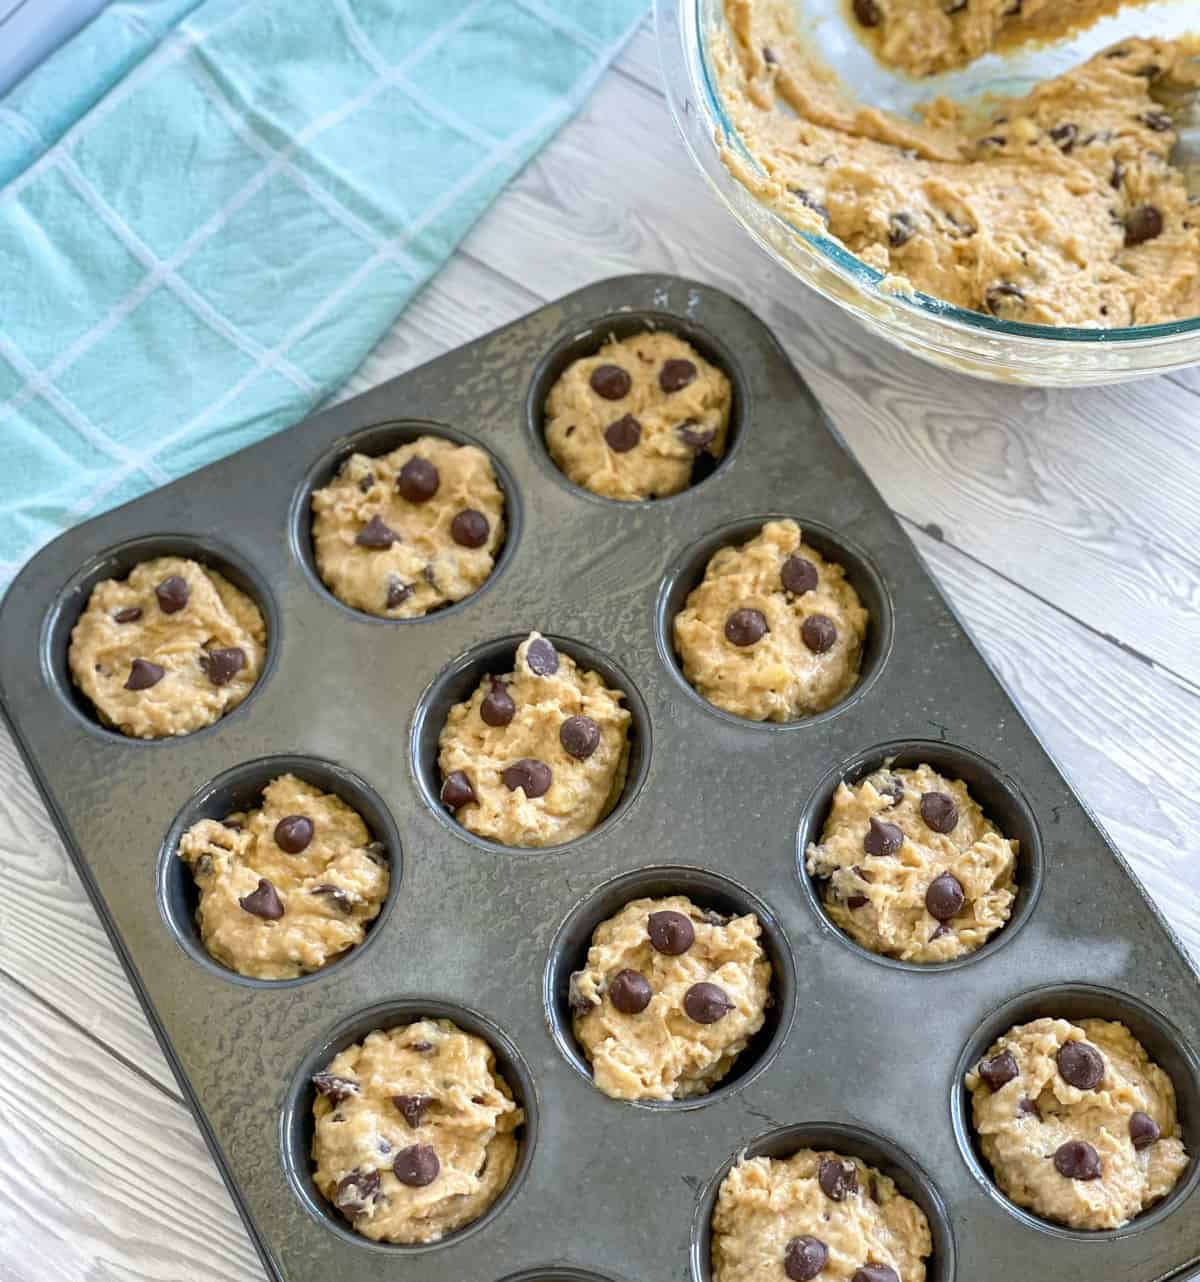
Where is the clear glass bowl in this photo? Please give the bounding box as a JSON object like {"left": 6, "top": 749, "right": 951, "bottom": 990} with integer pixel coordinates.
{"left": 656, "top": 0, "right": 1200, "bottom": 385}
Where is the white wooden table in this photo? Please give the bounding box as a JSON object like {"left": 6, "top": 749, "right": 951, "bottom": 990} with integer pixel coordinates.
{"left": 2, "top": 19, "right": 1197, "bottom": 1280}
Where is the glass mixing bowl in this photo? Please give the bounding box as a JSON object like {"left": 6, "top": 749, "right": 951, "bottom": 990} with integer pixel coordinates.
{"left": 656, "top": 0, "right": 1200, "bottom": 385}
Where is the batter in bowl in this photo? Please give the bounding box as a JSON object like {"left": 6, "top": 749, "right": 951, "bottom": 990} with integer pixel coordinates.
{"left": 967, "top": 1017, "right": 1189, "bottom": 1229}
{"left": 716, "top": 0, "right": 1200, "bottom": 326}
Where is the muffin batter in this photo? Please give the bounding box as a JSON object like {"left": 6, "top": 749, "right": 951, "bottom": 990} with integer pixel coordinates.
{"left": 806, "top": 764, "right": 1018, "bottom": 962}
{"left": 569, "top": 894, "right": 772, "bottom": 1101}
{"left": 437, "top": 632, "right": 631, "bottom": 848}
{"left": 68, "top": 555, "right": 266, "bottom": 739}
{"left": 673, "top": 519, "right": 868, "bottom": 721}
{"left": 967, "top": 1017, "right": 1189, "bottom": 1229}
{"left": 178, "top": 773, "right": 389, "bottom": 980}
{"left": 717, "top": 0, "right": 1200, "bottom": 326}
{"left": 851, "top": 0, "right": 1137, "bottom": 79}
{"left": 544, "top": 330, "right": 731, "bottom": 500}
{"left": 311, "top": 1018, "right": 523, "bottom": 1244}
{"left": 311, "top": 434, "right": 505, "bottom": 618}
{"left": 712, "top": 1148, "right": 933, "bottom": 1282}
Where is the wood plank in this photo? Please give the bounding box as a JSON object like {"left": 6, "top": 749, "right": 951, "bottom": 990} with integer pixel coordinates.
{"left": 0, "top": 973, "right": 264, "bottom": 1282}
{"left": 456, "top": 67, "right": 1200, "bottom": 687}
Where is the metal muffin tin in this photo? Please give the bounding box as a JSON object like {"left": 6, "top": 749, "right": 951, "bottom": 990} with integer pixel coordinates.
{"left": 0, "top": 274, "right": 1197, "bottom": 1282}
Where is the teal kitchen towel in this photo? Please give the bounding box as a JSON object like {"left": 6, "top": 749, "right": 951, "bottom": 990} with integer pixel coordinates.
{"left": 0, "top": 0, "right": 645, "bottom": 583}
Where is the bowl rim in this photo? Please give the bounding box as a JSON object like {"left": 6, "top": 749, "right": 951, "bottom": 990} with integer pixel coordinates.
{"left": 658, "top": 0, "right": 1200, "bottom": 347}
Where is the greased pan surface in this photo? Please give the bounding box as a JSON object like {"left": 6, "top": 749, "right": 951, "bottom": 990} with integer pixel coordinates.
{"left": 1, "top": 276, "right": 1197, "bottom": 1282}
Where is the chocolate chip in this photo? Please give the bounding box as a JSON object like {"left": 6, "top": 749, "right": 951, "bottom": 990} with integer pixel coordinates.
{"left": 112, "top": 605, "right": 142, "bottom": 623}
{"left": 888, "top": 211, "right": 916, "bottom": 248}
{"left": 1111, "top": 160, "right": 1125, "bottom": 190}
{"left": 678, "top": 421, "right": 716, "bottom": 452}
{"left": 1141, "top": 111, "right": 1172, "bottom": 132}
{"left": 526, "top": 637, "right": 559, "bottom": 675}
{"left": 1125, "top": 204, "right": 1164, "bottom": 246}
{"left": 272, "top": 815, "right": 313, "bottom": 854}
{"left": 979, "top": 1049, "right": 1019, "bottom": 1091}
{"left": 1054, "top": 1140, "right": 1102, "bottom": 1181}
{"left": 334, "top": 1168, "right": 380, "bottom": 1215}
{"left": 852, "top": 1267, "right": 899, "bottom": 1282}
{"left": 1049, "top": 123, "right": 1078, "bottom": 152}
{"left": 1017, "top": 1096, "right": 1041, "bottom": 1119}
{"left": 925, "top": 872, "right": 965, "bottom": 921}
{"left": 155, "top": 575, "right": 189, "bottom": 614}
{"left": 502, "top": 758, "right": 552, "bottom": 798}
{"left": 590, "top": 364, "right": 631, "bottom": 399}
{"left": 852, "top": 0, "right": 881, "bottom": 25}
{"left": 725, "top": 608, "right": 768, "bottom": 646}
{"left": 609, "top": 968, "right": 652, "bottom": 1014}
{"left": 568, "top": 973, "right": 594, "bottom": 1015}
{"left": 450, "top": 509, "right": 490, "bottom": 548}
{"left": 355, "top": 514, "right": 399, "bottom": 548}
{"left": 872, "top": 771, "right": 905, "bottom": 805}
{"left": 358, "top": 472, "right": 375, "bottom": 493}
{"left": 560, "top": 715, "right": 600, "bottom": 760}
{"left": 985, "top": 282, "right": 1026, "bottom": 315}
{"left": 1057, "top": 1041, "right": 1104, "bottom": 1090}
{"left": 790, "top": 187, "right": 830, "bottom": 222}
{"left": 1129, "top": 1111, "right": 1161, "bottom": 1149}
{"left": 930, "top": 922, "right": 951, "bottom": 940}
{"left": 200, "top": 646, "right": 244, "bottom": 687}
{"left": 846, "top": 894, "right": 869, "bottom": 910}
{"left": 782, "top": 555, "right": 819, "bottom": 596}
{"left": 801, "top": 614, "right": 837, "bottom": 653}
{"left": 480, "top": 678, "right": 516, "bottom": 727}
{"left": 312, "top": 1072, "right": 359, "bottom": 1102}
{"left": 392, "top": 1094, "right": 432, "bottom": 1129}
{"left": 659, "top": 358, "right": 698, "bottom": 393}
{"left": 440, "top": 770, "right": 476, "bottom": 810}
{"left": 762, "top": 45, "right": 777, "bottom": 64}
{"left": 385, "top": 576, "right": 412, "bottom": 609}
{"left": 785, "top": 1235, "right": 829, "bottom": 1281}
{"left": 239, "top": 877, "right": 283, "bottom": 920}
{"left": 124, "top": 658, "right": 164, "bottom": 690}
{"left": 604, "top": 414, "right": 642, "bottom": 452}
{"left": 818, "top": 1156, "right": 858, "bottom": 1201}
{"left": 397, "top": 457, "right": 439, "bottom": 503}
{"left": 864, "top": 817, "right": 903, "bottom": 857}
{"left": 647, "top": 910, "right": 695, "bottom": 955}
{"left": 311, "top": 884, "right": 353, "bottom": 913}
{"left": 222, "top": 819, "right": 243, "bottom": 831}
{"left": 683, "top": 982, "right": 733, "bottom": 1024}
{"left": 920, "top": 791, "right": 959, "bottom": 833}
{"left": 411, "top": 1040, "right": 433, "bottom": 1054}
{"left": 393, "top": 1144, "right": 439, "bottom": 1187}
{"left": 194, "top": 853, "right": 214, "bottom": 877}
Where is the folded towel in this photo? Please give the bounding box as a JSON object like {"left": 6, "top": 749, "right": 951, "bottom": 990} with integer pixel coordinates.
{"left": 0, "top": 0, "right": 645, "bottom": 584}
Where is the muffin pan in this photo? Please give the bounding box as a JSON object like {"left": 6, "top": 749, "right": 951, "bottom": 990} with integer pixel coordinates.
{"left": 0, "top": 274, "right": 1196, "bottom": 1282}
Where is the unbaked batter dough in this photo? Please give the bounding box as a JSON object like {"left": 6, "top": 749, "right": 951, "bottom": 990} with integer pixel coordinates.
{"left": 569, "top": 895, "right": 772, "bottom": 1101}
{"left": 717, "top": 0, "right": 1200, "bottom": 326}
{"left": 311, "top": 434, "right": 505, "bottom": 618}
{"left": 68, "top": 555, "right": 266, "bottom": 739}
{"left": 806, "top": 763, "right": 1017, "bottom": 962}
{"left": 712, "top": 1148, "right": 933, "bottom": 1282}
{"left": 178, "top": 774, "right": 389, "bottom": 980}
{"left": 311, "top": 1018, "right": 523, "bottom": 1244}
{"left": 437, "top": 632, "right": 631, "bottom": 847}
{"left": 673, "top": 519, "right": 868, "bottom": 721}
{"left": 967, "top": 1017, "right": 1189, "bottom": 1229}
{"left": 544, "top": 331, "right": 731, "bottom": 501}
{"left": 850, "top": 0, "right": 1140, "bottom": 79}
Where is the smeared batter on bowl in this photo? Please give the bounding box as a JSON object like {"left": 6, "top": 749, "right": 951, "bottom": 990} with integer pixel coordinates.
{"left": 311, "top": 1019, "right": 523, "bottom": 1244}
{"left": 712, "top": 1148, "right": 933, "bottom": 1282}
{"left": 311, "top": 434, "right": 505, "bottom": 618}
{"left": 570, "top": 894, "right": 772, "bottom": 1101}
{"left": 716, "top": 0, "right": 1200, "bottom": 326}
{"left": 673, "top": 519, "right": 868, "bottom": 721}
{"left": 68, "top": 555, "right": 266, "bottom": 739}
{"left": 544, "top": 330, "right": 731, "bottom": 500}
{"left": 967, "top": 1017, "right": 1189, "bottom": 1229}
{"left": 178, "top": 773, "right": 389, "bottom": 980}
{"left": 437, "top": 632, "right": 631, "bottom": 847}
{"left": 849, "top": 0, "right": 1140, "bottom": 79}
{"left": 806, "top": 763, "right": 1017, "bottom": 962}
